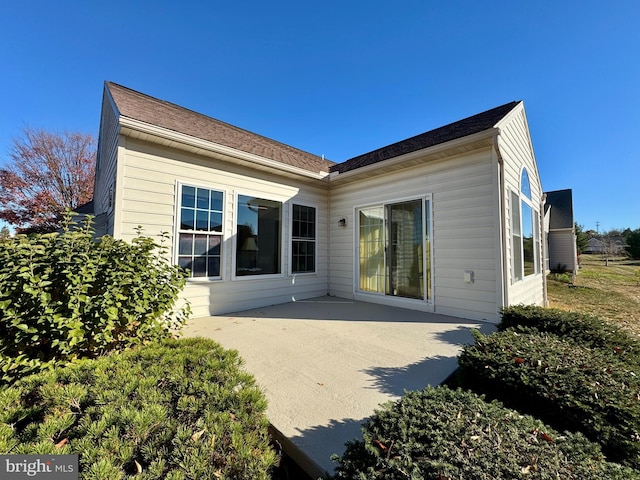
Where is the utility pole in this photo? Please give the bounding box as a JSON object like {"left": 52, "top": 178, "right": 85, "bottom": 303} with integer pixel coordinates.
{"left": 595, "top": 221, "right": 600, "bottom": 235}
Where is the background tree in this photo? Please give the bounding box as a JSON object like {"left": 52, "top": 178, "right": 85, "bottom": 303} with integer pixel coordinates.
{"left": 0, "top": 127, "right": 96, "bottom": 233}
{"left": 625, "top": 229, "right": 640, "bottom": 260}
{"left": 0, "top": 226, "right": 10, "bottom": 241}
{"left": 575, "top": 222, "right": 589, "bottom": 254}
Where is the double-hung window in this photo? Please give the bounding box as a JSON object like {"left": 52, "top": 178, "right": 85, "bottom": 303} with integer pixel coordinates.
{"left": 291, "top": 204, "right": 316, "bottom": 273}
{"left": 177, "top": 185, "right": 223, "bottom": 278}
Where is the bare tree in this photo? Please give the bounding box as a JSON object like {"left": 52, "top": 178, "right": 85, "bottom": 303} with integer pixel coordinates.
{"left": 0, "top": 127, "right": 96, "bottom": 233}
{"left": 601, "top": 233, "right": 626, "bottom": 266}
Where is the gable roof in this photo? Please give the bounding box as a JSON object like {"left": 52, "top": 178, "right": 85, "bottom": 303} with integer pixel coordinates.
{"left": 545, "top": 189, "right": 574, "bottom": 229}
{"left": 330, "top": 101, "right": 521, "bottom": 174}
{"left": 105, "top": 82, "right": 522, "bottom": 179}
{"left": 105, "top": 82, "right": 336, "bottom": 175}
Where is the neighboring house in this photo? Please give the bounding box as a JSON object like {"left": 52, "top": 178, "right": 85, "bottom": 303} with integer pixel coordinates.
{"left": 92, "top": 82, "right": 546, "bottom": 323}
{"left": 585, "top": 237, "right": 605, "bottom": 254}
{"left": 584, "top": 236, "right": 626, "bottom": 255}
{"left": 544, "top": 189, "right": 577, "bottom": 274}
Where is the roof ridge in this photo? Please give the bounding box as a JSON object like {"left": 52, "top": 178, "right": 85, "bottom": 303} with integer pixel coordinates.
{"left": 105, "top": 81, "right": 336, "bottom": 167}
{"left": 330, "top": 101, "right": 521, "bottom": 174}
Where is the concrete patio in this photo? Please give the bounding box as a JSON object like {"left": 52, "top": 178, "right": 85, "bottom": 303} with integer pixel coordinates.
{"left": 181, "top": 296, "right": 495, "bottom": 478}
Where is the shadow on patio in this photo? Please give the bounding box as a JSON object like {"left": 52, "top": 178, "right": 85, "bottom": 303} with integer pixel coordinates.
{"left": 181, "top": 296, "right": 495, "bottom": 478}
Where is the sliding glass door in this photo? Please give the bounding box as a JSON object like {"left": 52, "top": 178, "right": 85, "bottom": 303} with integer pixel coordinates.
{"left": 359, "top": 206, "right": 385, "bottom": 294}
{"left": 358, "top": 197, "right": 431, "bottom": 301}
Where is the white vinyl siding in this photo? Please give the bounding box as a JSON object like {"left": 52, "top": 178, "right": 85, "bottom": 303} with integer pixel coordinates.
{"left": 497, "top": 106, "right": 545, "bottom": 307}
{"left": 329, "top": 148, "right": 499, "bottom": 322}
{"left": 101, "top": 95, "right": 545, "bottom": 322}
{"left": 116, "top": 138, "right": 329, "bottom": 317}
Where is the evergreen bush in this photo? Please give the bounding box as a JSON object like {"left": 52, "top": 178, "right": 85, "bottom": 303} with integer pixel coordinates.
{"left": 329, "top": 386, "right": 635, "bottom": 479}
{"left": 458, "top": 329, "right": 640, "bottom": 469}
{"left": 0, "top": 338, "right": 278, "bottom": 479}
{"left": 499, "top": 305, "right": 640, "bottom": 364}
{"left": 0, "top": 215, "right": 190, "bottom": 385}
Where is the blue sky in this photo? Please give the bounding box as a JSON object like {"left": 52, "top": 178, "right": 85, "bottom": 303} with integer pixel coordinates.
{"left": 1, "top": 1, "right": 638, "bottom": 232}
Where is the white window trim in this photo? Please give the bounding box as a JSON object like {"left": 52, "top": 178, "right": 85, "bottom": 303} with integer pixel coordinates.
{"left": 232, "top": 190, "right": 286, "bottom": 281}
{"left": 289, "top": 201, "right": 318, "bottom": 276}
{"left": 510, "top": 188, "right": 522, "bottom": 283}
{"left": 174, "top": 181, "right": 226, "bottom": 282}
{"left": 511, "top": 167, "right": 541, "bottom": 283}
{"left": 354, "top": 194, "right": 433, "bottom": 305}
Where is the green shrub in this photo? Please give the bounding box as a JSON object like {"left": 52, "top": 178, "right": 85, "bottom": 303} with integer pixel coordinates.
{"left": 499, "top": 305, "right": 640, "bottom": 363}
{"left": 0, "top": 216, "right": 190, "bottom": 385}
{"left": 458, "top": 329, "right": 640, "bottom": 469}
{"left": 0, "top": 338, "right": 278, "bottom": 479}
{"left": 548, "top": 271, "right": 572, "bottom": 283}
{"left": 329, "top": 386, "right": 635, "bottom": 480}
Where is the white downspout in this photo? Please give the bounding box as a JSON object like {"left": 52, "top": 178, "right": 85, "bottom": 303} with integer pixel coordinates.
{"left": 494, "top": 133, "right": 509, "bottom": 309}
{"left": 540, "top": 193, "right": 549, "bottom": 306}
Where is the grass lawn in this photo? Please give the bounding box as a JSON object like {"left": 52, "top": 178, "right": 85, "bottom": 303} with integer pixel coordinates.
{"left": 547, "top": 254, "right": 640, "bottom": 337}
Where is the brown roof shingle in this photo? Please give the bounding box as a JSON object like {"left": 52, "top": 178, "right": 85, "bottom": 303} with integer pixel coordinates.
{"left": 106, "top": 82, "right": 520, "bottom": 178}
{"left": 106, "top": 82, "right": 336, "bottom": 174}
{"left": 330, "top": 101, "right": 520, "bottom": 174}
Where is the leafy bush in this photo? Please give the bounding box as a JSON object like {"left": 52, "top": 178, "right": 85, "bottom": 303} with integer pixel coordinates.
{"left": 0, "top": 338, "right": 278, "bottom": 479}
{"left": 499, "top": 305, "right": 640, "bottom": 363}
{"left": 329, "top": 386, "right": 635, "bottom": 479}
{"left": 0, "top": 216, "right": 190, "bottom": 385}
{"left": 548, "top": 271, "right": 572, "bottom": 283}
{"left": 457, "top": 329, "right": 640, "bottom": 469}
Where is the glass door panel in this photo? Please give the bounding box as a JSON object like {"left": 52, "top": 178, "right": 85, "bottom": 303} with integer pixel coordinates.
{"left": 387, "top": 200, "right": 424, "bottom": 299}
{"left": 358, "top": 206, "right": 385, "bottom": 293}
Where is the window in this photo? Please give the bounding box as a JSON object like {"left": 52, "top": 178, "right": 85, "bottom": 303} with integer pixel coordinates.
{"left": 511, "top": 191, "right": 522, "bottom": 281}
{"left": 236, "top": 195, "right": 282, "bottom": 276}
{"left": 177, "top": 185, "right": 223, "bottom": 278}
{"left": 291, "top": 204, "right": 316, "bottom": 273}
{"left": 511, "top": 168, "right": 540, "bottom": 281}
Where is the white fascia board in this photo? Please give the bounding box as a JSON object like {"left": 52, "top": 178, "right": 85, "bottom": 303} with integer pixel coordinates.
{"left": 329, "top": 127, "right": 500, "bottom": 182}
{"left": 118, "top": 116, "right": 330, "bottom": 180}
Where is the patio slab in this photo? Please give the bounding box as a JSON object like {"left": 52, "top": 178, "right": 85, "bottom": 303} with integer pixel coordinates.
{"left": 181, "top": 296, "right": 494, "bottom": 479}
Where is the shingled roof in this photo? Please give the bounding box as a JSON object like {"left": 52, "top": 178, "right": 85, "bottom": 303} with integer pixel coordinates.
{"left": 106, "top": 82, "right": 336, "bottom": 174}
{"left": 330, "top": 101, "right": 520, "bottom": 174}
{"left": 545, "top": 189, "right": 574, "bottom": 230}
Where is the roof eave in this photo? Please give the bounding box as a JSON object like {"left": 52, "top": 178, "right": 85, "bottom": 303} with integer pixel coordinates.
{"left": 329, "top": 127, "right": 500, "bottom": 183}
{"left": 118, "top": 116, "right": 330, "bottom": 180}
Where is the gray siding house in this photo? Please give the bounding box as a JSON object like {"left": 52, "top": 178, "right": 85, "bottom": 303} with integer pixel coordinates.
{"left": 544, "top": 189, "right": 577, "bottom": 274}
{"left": 92, "top": 82, "right": 547, "bottom": 323}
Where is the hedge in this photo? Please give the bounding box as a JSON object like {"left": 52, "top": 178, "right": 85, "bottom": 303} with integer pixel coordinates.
{"left": 457, "top": 329, "right": 640, "bottom": 469}
{"left": 0, "top": 216, "right": 190, "bottom": 385}
{"left": 329, "top": 386, "right": 636, "bottom": 479}
{"left": 499, "top": 305, "right": 640, "bottom": 364}
{"left": 0, "top": 338, "right": 278, "bottom": 479}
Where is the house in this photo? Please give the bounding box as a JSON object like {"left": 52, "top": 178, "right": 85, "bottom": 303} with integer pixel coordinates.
{"left": 584, "top": 236, "right": 627, "bottom": 255}
{"left": 92, "top": 82, "right": 546, "bottom": 323}
{"left": 544, "top": 189, "right": 577, "bottom": 274}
